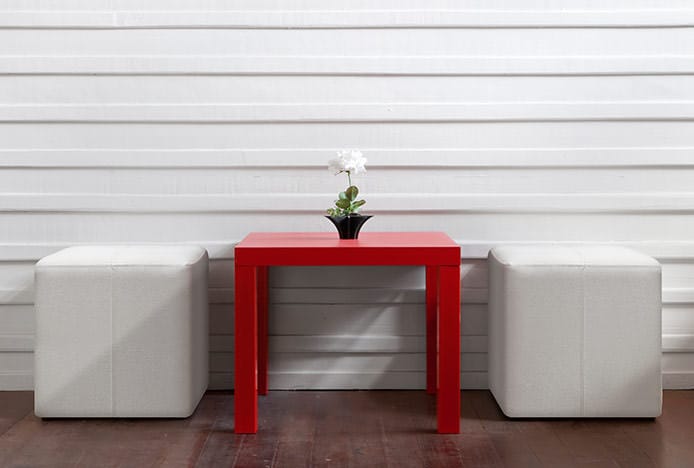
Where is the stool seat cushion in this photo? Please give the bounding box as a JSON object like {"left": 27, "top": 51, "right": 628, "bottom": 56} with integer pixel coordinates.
{"left": 38, "top": 245, "right": 206, "bottom": 267}
{"left": 34, "top": 245, "right": 209, "bottom": 418}
{"left": 491, "top": 245, "right": 661, "bottom": 267}
{"left": 488, "top": 245, "right": 662, "bottom": 418}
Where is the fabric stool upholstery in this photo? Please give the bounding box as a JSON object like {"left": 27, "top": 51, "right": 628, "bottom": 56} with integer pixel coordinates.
{"left": 488, "top": 245, "right": 662, "bottom": 418}
{"left": 34, "top": 245, "right": 209, "bottom": 418}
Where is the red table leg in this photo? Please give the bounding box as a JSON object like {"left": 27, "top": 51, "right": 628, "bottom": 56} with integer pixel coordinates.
{"left": 437, "top": 265, "right": 460, "bottom": 434}
{"left": 425, "top": 266, "right": 439, "bottom": 394}
{"left": 235, "top": 265, "right": 258, "bottom": 433}
{"left": 257, "top": 266, "right": 269, "bottom": 395}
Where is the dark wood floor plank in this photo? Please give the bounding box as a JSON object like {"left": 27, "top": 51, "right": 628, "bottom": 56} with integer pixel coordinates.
{"left": 622, "top": 391, "right": 694, "bottom": 468}
{"left": 379, "top": 391, "right": 428, "bottom": 468}
{"left": 0, "top": 415, "right": 92, "bottom": 468}
{"left": 0, "top": 390, "right": 693, "bottom": 468}
{"left": 0, "top": 391, "right": 33, "bottom": 438}
{"left": 310, "top": 391, "right": 354, "bottom": 468}
{"left": 486, "top": 432, "right": 544, "bottom": 468}
{"left": 344, "top": 392, "right": 389, "bottom": 468}
{"left": 453, "top": 389, "right": 506, "bottom": 467}
{"left": 417, "top": 433, "right": 464, "bottom": 468}
{"left": 467, "top": 391, "right": 542, "bottom": 468}
{"left": 552, "top": 420, "right": 650, "bottom": 468}
{"left": 454, "top": 433, "right": 504, "bottom": 468}
{"left": 509, "top": 420, "right": 577, "bottom": 467}
{"left": 3, "top": 402, "right": 215, "bottom": 467}
{"left": 460, "top": 388, "right": 486, "bottom": 434}
{"left": 0, "top": 412, "right": 51, "bottom": 467}
{"left": 309, "top": 391, "right": 405, "bottom": 467}
{"left": 397, "top": 392, "right": 464, "bottom": 468}
{"left": 467, "top": 390, "right": 516, "bottom": 434}
{"left": 271, "top": 391, "right": 317, "bottom": 468}
{"left": 195, "top": 392, "right": 243, "bottom": 468}
{"left": 232, "top": 390, "right": 290, "bottom": 468}
{"left": 146, "top": 393, "right": 220, "bottom": 467}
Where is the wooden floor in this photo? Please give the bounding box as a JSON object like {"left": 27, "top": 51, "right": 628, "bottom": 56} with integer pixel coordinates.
{"left": 1, "top": 390, "right": 693, "bottom": 468}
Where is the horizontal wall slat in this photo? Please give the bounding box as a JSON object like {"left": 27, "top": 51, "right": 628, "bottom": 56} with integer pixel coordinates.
{"left": 663, "top": 370, "right": 694, "bottom": 390}
{"left": 0, "top": 371, "right": 32, "bottom": 391}
{"left": 209, "top": 352, "right": 487, "bottom": 373}
{"left": 2, "top": 29, "right": 690, "bottom": 56}
{"left": 207, "top": 371, "right": 489, "bottom": 391}
{"left": 0, "top": 352, "right": 32, "bottom": 371}
{"left": 2, "top": 193, "right": 694, "bottom": 213}
{"left": 2, "top": 122, "right": 694, "bottom": 149}
{"left": 3, "top": 214, "right": 694, "bottom": 245}
{"left": 2, "top": 0, "right": 689, "bottom": 10}
{"left": 5, "top": 76, "right": 694, "bottom": 105}
{"left": 209, "top": 335, "right": 487, "bottom": 353}
{"left": 3, "top": 55, "right": 694, "bottom": 76}
{"left": 663, "top": 334, "right": 694, "bottom": 353}
{"left": 6, "top": 166, "right": 694, "bottom": 196}
{"left": 3, "top": 148, "right": 694, "bottom": 168}
{"left": 0, "top": 334, "right": 32, "bottom": 352}
{"left": 2, "top": 102, "right": 694, "bottom": 123}
{"left": 3, "top": 9, "right": 694, "bottom": 29}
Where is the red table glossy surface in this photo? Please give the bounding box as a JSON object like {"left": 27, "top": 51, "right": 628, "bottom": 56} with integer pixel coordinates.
{"left": 234, "top": 232, "right": 461, "bottom": 434}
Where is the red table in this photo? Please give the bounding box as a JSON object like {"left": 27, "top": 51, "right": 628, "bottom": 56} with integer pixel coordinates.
{"left": 234, "top": 232, "right": 461, "bottom": 433}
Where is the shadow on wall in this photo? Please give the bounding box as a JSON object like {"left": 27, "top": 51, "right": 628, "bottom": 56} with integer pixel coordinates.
{"left": 215, "top": 264, "right": 481, "bottom": 391}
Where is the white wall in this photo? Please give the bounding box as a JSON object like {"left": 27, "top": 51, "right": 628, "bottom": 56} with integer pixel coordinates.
{"left": 1, "top": 0, "right": 694, "bottom": 390}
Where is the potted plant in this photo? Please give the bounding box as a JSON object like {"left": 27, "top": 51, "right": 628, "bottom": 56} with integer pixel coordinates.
{"left": 325, "top": 149, "right": 372, "bottom": 239}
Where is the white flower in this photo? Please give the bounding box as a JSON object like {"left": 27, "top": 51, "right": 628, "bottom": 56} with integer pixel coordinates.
{"left": 328, "top": 149, "right": 367, "bottom": 175}
{"left": 327, "top": 157, "right": 344, "bottom": 175}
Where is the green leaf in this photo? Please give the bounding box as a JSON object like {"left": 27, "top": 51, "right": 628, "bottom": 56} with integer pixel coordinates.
{"left": 338, "top": 191, "right": 348, "bottom": 201}
{"left": 335, "top": 199, "right": 350, "bottom": 209}
{"left": 345, "top": 185, "right": 359, "bottom": 201}
{"left": 352, "top": 199, "right": 366, "bottom": 209}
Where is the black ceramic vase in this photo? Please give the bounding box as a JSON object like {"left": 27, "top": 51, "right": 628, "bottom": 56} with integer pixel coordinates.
{"left": 325, "top": 214, "right": 373, "bottom": 239}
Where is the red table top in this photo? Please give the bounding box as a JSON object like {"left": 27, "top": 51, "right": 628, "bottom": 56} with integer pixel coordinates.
{"left": 235, "top": 232, "right": 460, "bottom": 266}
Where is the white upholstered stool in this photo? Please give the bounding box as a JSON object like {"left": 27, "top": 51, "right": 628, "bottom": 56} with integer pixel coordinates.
{"left": 488, "top": 245, "right": 662, "bottom": 418}
{"left": 34, "top": 245, "right": 209, "bottom": 418}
